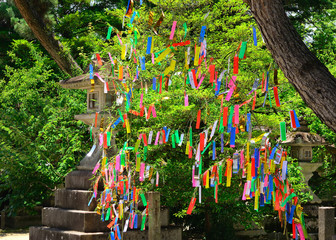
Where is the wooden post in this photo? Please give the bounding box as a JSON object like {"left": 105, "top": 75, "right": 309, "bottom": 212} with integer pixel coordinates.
{"left": 1, "top": 210, "right": 5, "bottom": 229}
{"left": 148, "top": 192, "right": 161, "bottom": 240}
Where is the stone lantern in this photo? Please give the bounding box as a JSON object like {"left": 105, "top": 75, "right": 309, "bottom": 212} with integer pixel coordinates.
{"left": 282, "top": 120, "right": 327, "bottom": 203}
{"left": 59, "top": 60, "right": 125, "bottom": 170}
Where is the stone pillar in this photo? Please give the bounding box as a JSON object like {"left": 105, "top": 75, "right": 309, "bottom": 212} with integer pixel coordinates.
{"left": 148, "top": 192, "right": 161, "bottom": 240}
{"left": 318, "top": 207, "right": 335, "bottom": 240}
{"left": 1, "top": 210, "right": 5, "bottom": 229}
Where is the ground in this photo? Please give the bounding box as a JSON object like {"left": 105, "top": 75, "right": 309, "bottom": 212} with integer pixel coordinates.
{"left": 0, "top": 230, "right": 29, "bottom": 240}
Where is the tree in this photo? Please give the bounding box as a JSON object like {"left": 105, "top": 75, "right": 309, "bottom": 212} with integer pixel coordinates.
{"left": 12, "top": 0, "right": 82, "bottom": 76}
{"left": 243, "top": 0, "right": 336, "bottom": 133}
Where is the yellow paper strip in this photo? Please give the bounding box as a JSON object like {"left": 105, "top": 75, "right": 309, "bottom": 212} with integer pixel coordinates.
{"left": 155, "top": 47, "right": 171, "bottom": 63}
{"left": 121, "top": 45, "right": 126, "bottom": 60}
{"left": 194, "top": 46, "right": 200, "bottom": 66}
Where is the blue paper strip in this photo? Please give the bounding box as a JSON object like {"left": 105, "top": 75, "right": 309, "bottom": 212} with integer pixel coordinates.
{"left": 266, "top": 71, "right": 269, "bottom": 92}
{"left": 221, "top": 133, "right": 224, "bottom": 153}
{"left": 134, "top": 214, "right": 138, "bottom": 229}
{"left": 254, "top": 148, "right": 260, "bottom": 168}
{"left": 230, "top": 127, "right": 236, "bottom": 147}
{"left": 253, "top": 26, "right": 257, "bottom": 46}
{"left": 260, "top": 193, "right": 264, "bottom": 207}
{"left": 110, "top": 232, "right": 115, "bottom": 240}
{"left": 130, "top": 11, "right": 136, "bottom": 24}
{"left": 246, "top": 113, "right": 251, "bottom": 132}
{"left": 146, "top": 37, "right": 152, "bottom": 54}
{"left": 140, "top": 56, "right": 146, "bottom": 70}
{"left": 212, "top": 141, "right": 216, "bottom": 160}
{"left": 288, "top": 205, "right": 296, "bottom": 224}
{"left": 152, "top": 77, "right": 156, "bottom": 90}
{"left": 112, "top": 117, "right": 122, "bottom": 129}
{"left": 199, "top": 26, "right": 206, "bottom": 43}
{"left": 270, "top": 144, "right": 278, "bottom": 159}
{"left": 89, "top": 64, "right": 93, "bottom": 79}
{"left": 293, "top": 110, "right": 301, "bottom": 128}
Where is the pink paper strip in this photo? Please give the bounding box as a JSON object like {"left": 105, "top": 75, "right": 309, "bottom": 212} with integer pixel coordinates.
{"left": 192, "top": 166, "right": 195, "bottom": 187}
{"left": 152, "top": 105, "right": 157, "bottom": 117}
{"left": 117, "top": 33, "right": 123, "bottom": 45}
{"left": 151, "top": 53, "right": 155, "bottom": 64}
{"left": 116, "top": 155, "right": 120, "bottom": 172}
{"left": 225, "top": 86, "right": 234, "bottom": 101}
{"left": 296, "top": 224, "right": 305, "bottom": 240}
{"left": 185, "top": 94, "right": 189, "bottom": 106}
{"left": 169, "top": 21, "right": 177, "bottom": 40}
{"left": 139, "top": 162, "right": 145, "bottom": 182}
{"left": 92, "top": 162, "right": 100, "bottom": 174}
{"left": 108, "top": 52, "right": 114, "bottom": 64}
{"left": 140, "top": 93, "right": 143, "bottom": 108}
{"left": 99, "top": 133, "right": 103, "bottom": 146}
{"left": 234, "top": 105, "right": 239, "bottom": 124}
{"left": 242, "top": 183, "right": 247, "bottom": 200}
{"left": 156, "top": 172, "right": 159, "bottom": 187}
{"left": 196, "top": 74, "right": 205, "bottom": 90}
{"left": 154, "top": 131, "right": 160, "bottom": 145}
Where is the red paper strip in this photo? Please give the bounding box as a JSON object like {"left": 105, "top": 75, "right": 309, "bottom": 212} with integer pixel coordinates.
{"left": 188, "top": 146, "right": 192, "bottom": 158}
{"left": 209, "top": 65, "right": 215, "bottom": 83}
{"left": 103, "top": 133, "right": 107, "bottom": 149}
{"left": 223, "top": 107, "right": 228, "bottom": 126}
{"left": 159, "top": 75, "right": 162, "bottom": 94}
{"left": 233, "top": 56, "right": 239, "bottom": 74}
{"left": 172, "top": 40, "right": 191, "bottom": 47}
{"left": 196, "top": 110, "right": 201, "bottom": 129}
{"left": 290, "top": 110, "right": 296, "bottom": 128}
{"left": 95, "top": 112, "right": 98, "bottom": 127}
{"left": 273, "top": 87, "right": 280, "bottom": 107}
{"left": 200, "top": 133, "right": 204, "bottom": 151}
{"left": 147, "top": 106, "right": 152, "bottom": 120}
{"left": 261, "top": 73, "right": 264, "bottom": 91}
{"left": 191, "top": 69, "right": 198, "bottom": 87}
{"left": 252, "top": 91, "right": 257, "bottom": 110}
{"left": 251, "top": 157, "right": 255, "bottom": 178}
{"left": 143, "top": 133, "right": 148, "bottom": 146}
{"left": 187, "top": 197, "right": 197, "bottom": 215}
{"left": 96, "top": 53, "right": 103, "bottom": 65}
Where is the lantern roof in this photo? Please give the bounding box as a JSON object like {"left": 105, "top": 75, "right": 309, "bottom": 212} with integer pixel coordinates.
{"left": 282, "top": 132, "right": 327, "bottom": 146}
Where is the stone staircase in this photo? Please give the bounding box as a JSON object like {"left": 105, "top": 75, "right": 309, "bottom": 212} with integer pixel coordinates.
{"left": 30, "top": 170, "right": 109, "bottom": 240}
{"left": 30, "top": 170, "right": 182, "bottom": 240}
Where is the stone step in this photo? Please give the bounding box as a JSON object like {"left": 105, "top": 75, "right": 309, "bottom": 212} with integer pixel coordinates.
{"left": 30, "top": 226, "right": 182, "bottom": 240}
{"left": 55, "top": 189, "right": 97, "bottom": 211}
{"left": 42, "top": 207, "right": 108, "bottom": 232}
{"left": 65, "top": 170, "right": 94, "bottom": 190}
{"left": 29, "top": 226, "right": 108, "bottom": 240}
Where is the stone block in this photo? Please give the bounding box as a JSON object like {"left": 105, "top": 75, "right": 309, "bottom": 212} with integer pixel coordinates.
{"left": 319, "top": 206, "right": 335, "bottom": 240}
{"left": 5, "top": 215, "right": 41, "bottom": 229}
{"left": 65, "top": 170, "right": 93, "bottom": 190}
{"left": 42, "top": 207, "right": 108, "bottom": 232}
{"left": 55, "top": 189, "right": 96, "bottom": 211}
{"left": 29, "top": 226, "right": 108, "bottom": 240}
{"left": 123, "top": 227, "right": 182, "bottom": 240}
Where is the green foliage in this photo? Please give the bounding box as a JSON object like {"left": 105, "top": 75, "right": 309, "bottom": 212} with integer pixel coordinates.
{"left": 0, "top": 40, "right": 90, "bottom": 215}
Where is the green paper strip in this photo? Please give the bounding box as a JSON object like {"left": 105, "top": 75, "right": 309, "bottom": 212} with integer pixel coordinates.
{"left": 107, "top": 132, "right": 111, "bottom": 146}
{"left": 121, "top": 154, "right": 125, "bottom": 166}
{"left": 105, "top": 207, "right": 111, "bottom": 221}
{"left": 201, "top": 141, "right": 212, "bottom": 155}
{"left": 141, "top": 215, "right": 146, "bottom": 231}
{"left": 140, "top": 193, "right": 147, "bottom": 206}
{"left": 228, "top": 106, "right": 234, "bottom": 125}
{"left": 280, "top": 192, "right": 296, "bottom": 208}
{"left": 118, "top": 109, "right": 124, "bottom": 123}
{"left": 239, "top": 41, "right": 247, "bottom": 59}
{"left": 112, "top": 64, "right": 114, "bottom": 77}
{"left": 90, "top": 127, "right": 92, "bottom": 141}
{"left": 175, "top": 130, "right": 180, "bottom": 144}
{"left": 172, "top": 134, "right": 176, "bottom": 148}
{"left": 144, "top": 146, "right": 148, "bottom": 161}
{"left": 183, "top": 22, "right": 187, "bottom": 39}
{"left": 268, "top": 91, "right": 272, "bottom": 108}
{"left": 219, "top": 165, "right": 222, "bottom": 184}
{"left": 251, "top": 178, "right": 256, "bottom": 192}
{"left": 134, "top": 30, "right": 138, "bottom": 46}
{"left": 189, "top": 127, "right": 192, "bottom": 147}
{"left": 214, "top": 181, "right": 217, "bottom": 198}
{"left": 106, "top": 26, "right": 113, "bottom": 40}
{"left": 280, "top": 122, "right": 286, "bottom": 141}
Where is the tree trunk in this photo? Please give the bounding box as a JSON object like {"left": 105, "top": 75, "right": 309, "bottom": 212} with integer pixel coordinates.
{"left": 244, "top": 0, "right": 336, "bottom": 133}
{"left": 13, "top": 0, "right": 82, "bottom": 76}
